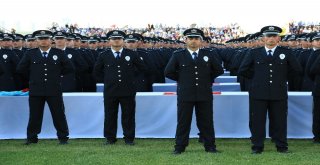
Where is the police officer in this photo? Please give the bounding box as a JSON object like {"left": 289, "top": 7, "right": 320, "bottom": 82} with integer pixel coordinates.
{"left": 53, "top": 31, "right": 88, "bottom": 92}
{"left": 164, "top": 28, "right": 224, "bottom": 154}
{"left": 124, "top": 33, "right": 155, "bottom": 92}
{"left": 238, "top": 26, "right": 302, "bottom": 154}
{"left": 306, "top": 32, "right": 320, "bottom": 143}
{"left": 79, "top": 36, "right": 96, "bottom": 92}
{"left": 93, "top": 30, "right": 147, "bottom": 145}
{"left": 13, "top": 34, "right": 26, "bottom": 59}
{"left": 17, "top": 30, "right": 74, "bottom": 145}
{"left": 24, "top": 34, "right": 38, "bottom": 49}
{"left": 0, "top": 33, "right": 20, "bottom": 91}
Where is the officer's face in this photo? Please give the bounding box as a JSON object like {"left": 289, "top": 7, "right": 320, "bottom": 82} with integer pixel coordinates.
{"left": 185, "top": 36, "right": 202, "bottom": 50}
{"left": 37, "top": 38, "right": 51, "bottom": 49}
{"left": 312, "top": 40, "right": 320, "bottom": 49}
{"left": 31, "top": 40, "right": 38, "bottom": 48}
{"left": 98, "top": 42, "right": 103, "bottom": 48}
{"left": 80, "top": 42, "right": 88, "bottom": 48}
{"left": 288, "top": 41, "right": 298, "bottom": 48}
{"left": 13, "top": 40, "right": 23, "bottom": 48}
{"left": 88, "top": 42, "right": 97, "bottom": 49}
{"left": 2, "top": 40, "right": 13, "bottom": 48}
{"left": 74, "top": 39, "right": 81, "bottom": 48}
{"left": 263, "top": 34, "right": 280, "bottom": 48}
{"left": 110, "top": 37, "right": 124, "bottom": 48}
{"left": 104, "top": 41, "right": 110, "bottom": 48}
{"left": 66, "top": 39, "right": 74, "bottom": 48}
{"left": 124, "top": 41, "right": 138, "bottom": 49}
{"left": 54, "top": 38, "right": 66, "bottom": 47}
{"left": 300, "top": 40, "right": 309, "bottom": 48}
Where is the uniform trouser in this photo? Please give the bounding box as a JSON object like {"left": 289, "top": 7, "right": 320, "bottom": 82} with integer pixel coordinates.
{"left": 250, "top": 99, "right": 288, "bottom": 150}
{"left": 175, "top": 101, "right": 215, "bottom": 151}
{"left": 27, "top": 96, "right": 69, "bottom": 141}
{"left": 104, "top": 96, "right": 136, "bottom": 142}
{"left": 312, "top": 96, "right": 320, "bottom": 139}
{"left": 249, "top": 101, "right": 275, "bottom": 140}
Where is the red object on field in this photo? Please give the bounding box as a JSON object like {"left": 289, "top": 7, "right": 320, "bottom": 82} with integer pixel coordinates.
{"left": 163, "top": 92, "right": 176, "bottom": 95}
{"left": 21, "top": 88, "right": 29, "bottom": 92}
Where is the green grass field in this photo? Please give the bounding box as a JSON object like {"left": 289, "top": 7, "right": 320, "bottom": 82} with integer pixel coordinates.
{"left": 0, "top": 138, "right": 319, "bottom": 165}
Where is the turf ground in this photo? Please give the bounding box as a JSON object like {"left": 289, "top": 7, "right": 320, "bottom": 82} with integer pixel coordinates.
{"left": 1, "top": 138, "right": 319, "bottom": 165}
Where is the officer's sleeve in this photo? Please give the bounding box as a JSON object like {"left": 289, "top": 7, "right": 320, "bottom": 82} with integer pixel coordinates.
{"left": 309, "top": 54, "right": 320, "bottom": 75}
{"left": 16, "top": 52, "right": 30, "bottom": 74}
{"left": 210, "top": 53, "right": 224, "bottom": 80}
{"left": 0, "top": 62, "right": 4, "bottom": 75}
{"left": 229, "top": 50, "right": 242, "bottom": 76}
{"left": 11, "top": 53, "right": 20, "bottom": 72}
{"left": 164, "top": 53, "right": 179, "bottom": 81}
{"left": 61, "top": 53, "right": 75, "bottom": 75}
{"left": 93, "top": 53, "right": 105, "bottom": 81}
{"left": 286, "top": 50, "right": 303, "bottom": 76}
{"left": 142, "top": 52, "right": 158, "bottom": 75}
{"left": 133, "top": 52, "right": 148, "bottom": 73}
{"left": 75, "top": 51, "right": 89, "bottom": 72}
{"left": 211, "top": 48, "right": 223, "bottom": 65}
{"left": 306, "top": 52, "right": 317, "bottom": 81}
{"left": 238, "top": 50, "right": 254, "bottom": 79}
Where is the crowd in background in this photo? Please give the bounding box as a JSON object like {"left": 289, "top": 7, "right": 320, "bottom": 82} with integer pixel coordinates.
{"left": 2, "top": 21, "right": 320, "bottom": 44}
{"left": 288, "top": 20, "right": 320, "bottom": 34}
{"left": 46, "top": 22, "right": 245, "bottom": 44}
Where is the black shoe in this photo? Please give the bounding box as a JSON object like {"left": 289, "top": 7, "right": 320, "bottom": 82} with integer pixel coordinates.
{"left": 59, "top": 140, "right": 68, "bottom": 145}
{"left": 125, "top": 141, "right": 135, "bottom": 146}
{"left": 172, "top": 150, "right": 183, "bottom": 155}
{"left": 205, "top": 148, "right": 219, "bottom": 153}
{"left": 313, "top": 138, "right": 320, "bottom": 143}
{"left": 105, "top": 141, "right": 116, "bottom": 145}
{"left": 251, "top": 149, "right": 262, "bottom": 154}
{"left": 24, "top": 139, "right": 38, "bottom": 145}
{"left": 277, "top": 148, "right": 289, "bottom": 153}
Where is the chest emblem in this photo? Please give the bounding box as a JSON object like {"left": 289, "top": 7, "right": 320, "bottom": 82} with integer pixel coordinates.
{"left": 3, "top": 54, "right": 8, "bottom": 59}
{"left": 203, "top": 56, "right": 208, "bottom": 62}
{"left": 125, "top": 56, "right": 130, "bottom": 61}
{"left": 67, "top": 54, "right": 72, "bottom": 59}
{"left": 53, "top": 55, "right": 58, "bottom": 61}
{"left": 279, "top": 54, "right": 285, "bottom": 60}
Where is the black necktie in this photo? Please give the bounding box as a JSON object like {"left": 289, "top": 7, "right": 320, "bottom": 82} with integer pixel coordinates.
{"left": 267, "top": 50, "right": 273, "bottom": 61}
{"left": 192, "top": 52, "right": 198, "bottom": 60}
{"left": 42, "top": 52, "right": 48, "bottom": 58}
{"left": 115, "top": 51, "right": 120, "bottom": 59}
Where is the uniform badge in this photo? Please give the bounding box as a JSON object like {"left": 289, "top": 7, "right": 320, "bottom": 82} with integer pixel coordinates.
{"left": 279, "top": 54, "right": 285, "bottom": 60}
{"left": 140, "top": 57, "right": 143, "bottom": 60}
{"left": 125, "top": 56, "right": 130, "bottom": 61}
{"left": 53, "top": 55, "right": 58, "bottom": 61}
{"left": 67, "top": 54, "right": 72, "bottom": 59}
{"left": 203, "top": 56, "right": 209, "bottom": 62}
{"left": 3, "top": 54, "right": 8, "bottom": 59}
